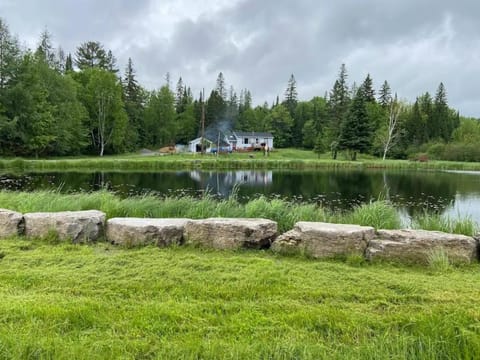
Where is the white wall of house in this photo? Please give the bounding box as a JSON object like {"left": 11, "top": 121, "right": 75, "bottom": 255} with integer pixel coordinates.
{"left": 234, "top": 136, "right": 273, "bottom": 150}
{"left": 188, "top": 138, "right": 213, "bottom": 153}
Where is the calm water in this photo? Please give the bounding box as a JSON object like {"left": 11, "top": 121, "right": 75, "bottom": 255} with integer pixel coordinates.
{"left": 1, "top": 169, "right": 480, "bottom": 222}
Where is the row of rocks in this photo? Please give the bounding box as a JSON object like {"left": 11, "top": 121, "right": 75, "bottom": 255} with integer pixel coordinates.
{"left": 272, "top": 222, "right": 478, "bottom": 264}
{"left": 0, "top": 208, "right": 478, "bottom": 264}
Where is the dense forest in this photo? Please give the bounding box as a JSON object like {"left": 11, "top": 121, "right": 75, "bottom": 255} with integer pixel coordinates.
{"left": 0, "top": 18, "right": 479, "bottom": 160}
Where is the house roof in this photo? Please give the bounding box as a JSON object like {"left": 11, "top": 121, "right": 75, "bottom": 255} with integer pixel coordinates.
{"left": 188, "top": 137, "right": 213, "bottom": 145}
{"left": 188, "top": 136, "right": 230, "bottom": 147}
{"left": 233, "top": 131, "right": 274, "bottom": 138}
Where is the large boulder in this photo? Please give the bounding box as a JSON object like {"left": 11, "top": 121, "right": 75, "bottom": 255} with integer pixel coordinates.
{"left": 107, "top": 218, "right": 190, "bottom": 247}
{"left": 366, "top": 229, "right": 478, "bottom": 264}
{"left": 272, "top": 222, "right": 375, "bottom": 258}
{"left": 24, "top": 210, "right": 105, "bottom": 243}
{"left": 184, "top": 218, "right": 277, "bottom": 250}
{"left": 0, "top": 209, "right": 24, "bottom": 238}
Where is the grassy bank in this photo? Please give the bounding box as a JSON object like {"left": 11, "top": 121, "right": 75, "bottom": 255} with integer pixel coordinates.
{"left": 0, "top": 190, "right": 477, "bottom": 235}
{"left": 1, "top": 149, "right": 480, "bottom": 171}
{"left": 0, "top": 239, "right": 479, "bottom": 359}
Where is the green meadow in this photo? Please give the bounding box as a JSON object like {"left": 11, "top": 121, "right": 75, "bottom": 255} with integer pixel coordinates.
{"left": 0, "top": 239, "right": 479, "bottom": 359}
{"left": 1, "top": 149, "right": 480, "bottom": 171}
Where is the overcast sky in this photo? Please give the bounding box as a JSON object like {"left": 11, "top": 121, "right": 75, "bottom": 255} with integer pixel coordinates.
{"left": 1, "top": 0, "right": 478, "bottom": 117}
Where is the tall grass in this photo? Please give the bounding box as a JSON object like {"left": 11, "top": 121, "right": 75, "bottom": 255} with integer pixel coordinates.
{"left": 412, "top": 212, "right": 479, "bottom": 236}
{"left": 1, "top": 150, "right": 480, "bottom": 171}
{"left": 2, "top": 190, "right": 477, "bottom": 236}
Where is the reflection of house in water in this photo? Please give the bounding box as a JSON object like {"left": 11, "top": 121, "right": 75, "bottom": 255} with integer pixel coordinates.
{"left": 189, "top": 170, "right": 272, "bottom": 197}
{"left": 227, "top": 171, "right": 273, "bottom": 186}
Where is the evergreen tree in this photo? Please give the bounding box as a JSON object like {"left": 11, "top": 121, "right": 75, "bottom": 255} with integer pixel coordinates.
{"left": 419, "top": 92, "right": 435, "bottom": 140}
{"left": 35, "top": 29, "right": 56, "bottom": 68}
{"left": 215, "top": 72, "right": 227, "bottom": 101}
{"left": 338, "top": 89, "right": 372, "bottom": 160}
{"left": 122, "top": 58, "right": 145, "bottom": 148}
{"left": 360, "top": 74, "right": 375, "bottom": 103}
{"left": 75, "top": 41, "right": 108, "bottom": 70}
{"left": 378, "top": 80, "right": 392, "bottom": 107}
{"left": 56, "top": 47, "right": 66, "bottom": 73}
{"left": 402, "top": 99, "right": 425, "bottom": 147}
{"left": 0, "top": 18, "right": 20, "bottom": 89}
{"left": 325, "top": 64, "right": 350, "bottom": 158}
{"left": 105, "top": 50, "right": 118, "bottom": 73}
{"left": 226, "top": 85, "right": 239, "bottom": 126}
{"left": 433, "top": 82, "right": 452, "bottom": 141}
{"left": 144, "top": 86, "right": 176, "bottom": 147}
{"left": 175, "top": 77, "right": 184, "bottom": 113}
{"left": 205, "top": 89, "right": 226, "bottom": 127}
{"left": 283, "top": 74, "right": 298, "bottom": 116}
{"left": 65, "top": 53, "right": 73, "bottom": 72}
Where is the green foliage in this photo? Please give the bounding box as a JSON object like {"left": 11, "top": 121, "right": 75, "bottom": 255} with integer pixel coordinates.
{"left": 74, "top": 41, "right": 115, "bottom": 71}
{"left": 81, "top": 68, "right": 128, "bottom": 155}
{"left": 453, "top": 117, "right": 480, "bottom": 143}
{"left": 338, "top": 89, "right": 372, "bottom": 160}
{"left": 144, "top": 85, "right": 176, "bottom": 147}
{"left": 263, "top": 104, "right": 294, "bottom": 148}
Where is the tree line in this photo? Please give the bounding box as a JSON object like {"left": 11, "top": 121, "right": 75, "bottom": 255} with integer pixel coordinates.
{"left": 0, "top": 18, "right": 478, "bottom": 160}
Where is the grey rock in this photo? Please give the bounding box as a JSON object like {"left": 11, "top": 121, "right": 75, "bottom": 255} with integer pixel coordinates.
{"left": 106, "top": 218, "right": 190, "bottom": 247}
{"left": 184, "top": 218, "right": 277, "bottom": 250}
{"left": 24, "top": 210, "right": 105, "bottom": 243}
{"left": 272, "top": 222, "right": 375, "bottom": 258}
{"left": 366, "top": 229, "right": 478, "bottom": 264}
{"left": 0, "top": 209, "right": 24, "bottom": 238}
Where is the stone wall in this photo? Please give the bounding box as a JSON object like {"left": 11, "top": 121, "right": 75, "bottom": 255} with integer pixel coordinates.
{"left": 0, "top": 209, "right": 478, "bottom": 265}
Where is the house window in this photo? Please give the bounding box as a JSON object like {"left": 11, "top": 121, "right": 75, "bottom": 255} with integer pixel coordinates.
{"left": 244, "top": 138, "right": 249, "bottom": 144}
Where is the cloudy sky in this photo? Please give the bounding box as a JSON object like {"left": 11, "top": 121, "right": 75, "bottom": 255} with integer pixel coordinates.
{"left": 1, "top": 0, "right": 478, "bottom": 116}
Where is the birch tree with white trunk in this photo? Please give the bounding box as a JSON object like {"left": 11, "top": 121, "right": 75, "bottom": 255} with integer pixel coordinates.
{"left": 380, "top": 94, "right": 403, "bottom": 160}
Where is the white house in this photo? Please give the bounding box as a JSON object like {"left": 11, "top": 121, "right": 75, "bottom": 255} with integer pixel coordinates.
{"left": 188, "top": 131, "right": 274, "bottom": 153}
{"left": 230, "top": 131, "right": 274, "bottom": 151}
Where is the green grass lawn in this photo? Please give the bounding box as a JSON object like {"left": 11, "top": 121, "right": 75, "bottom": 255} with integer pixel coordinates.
{"left": 1, "top": 148, "right": 480, "bottom": 171}
{"left": 0, "top": 239, "right": 479, "bottom": 359}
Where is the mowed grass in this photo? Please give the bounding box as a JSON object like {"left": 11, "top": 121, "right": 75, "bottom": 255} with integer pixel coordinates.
{"left": 0, "top": 239, "right": 479, "bottom": 359}
{"left": 1, "top": 148, "right": 480, "bottom": 171}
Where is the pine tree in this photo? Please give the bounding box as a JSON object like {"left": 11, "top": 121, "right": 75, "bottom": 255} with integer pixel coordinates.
{"left": 403, "top": 99, "right": 425, "bottom": 147}
{"left": 433, "top": 82, "right": 451, "bottom": 141}
{"left": 283, "top": 74, "right": 298, "bottom": 116}
{"left": 215, "top": 72, "right": 227, "bottom": 101}
{"left": 65, "top": 53, "right": 73, "bottom": 72}
{"left": 325, "top": 64, "right": 350, "bottom": 158}
{"left": 75, "top": 41, "right": 108, "bottom": 70}
{"left": 35, "top": 28, "right": 56, "bottom": 67}
{"left": 378, "top": 80, "right": 392, "bottom": 107}
{"left": 419, "top": 92, "right": 434, "bottom": 140}
{"left": 361, "top": 74, "right": 375, "bottom": 102}
{"left": 0, "top": 18, "right": 20, "bottom": 89}
{"left": 105, "top": 50, "right": 118, "bottom": 73}
{"left": 175, "top": 77, "right": 184, "bottom": 113}
{"left": 338, "top": 89, "right": 372, "bottom": 160}
{"left": 122, "top": 58, "right": 144, "bottom": 148}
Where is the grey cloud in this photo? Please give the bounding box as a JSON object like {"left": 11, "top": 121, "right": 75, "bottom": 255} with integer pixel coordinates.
{"left": 1, "top": 0, "right": 479, "bottom": 116}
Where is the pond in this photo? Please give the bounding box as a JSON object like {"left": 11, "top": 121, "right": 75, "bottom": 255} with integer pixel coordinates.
{"left": 1, "top": 169, "right": 480, "bottom": 222}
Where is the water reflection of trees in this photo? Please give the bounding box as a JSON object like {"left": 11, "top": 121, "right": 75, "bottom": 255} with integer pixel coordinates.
{"left": 382, "top": 171, "right": 457, "bottom": 216}
{"left": 0, "top": 170, "right": 467, "bottom": 218}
